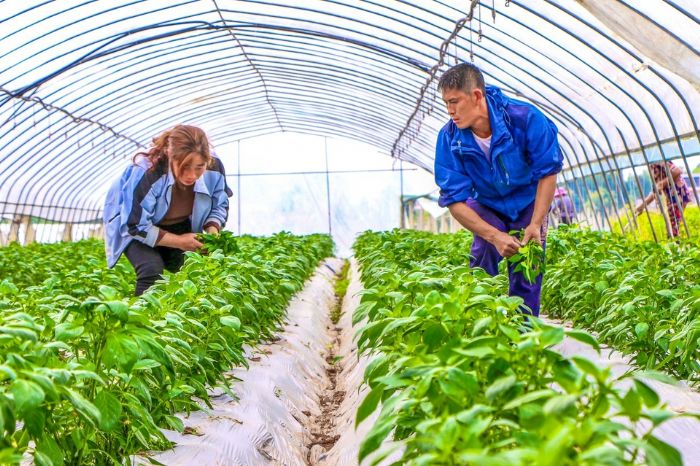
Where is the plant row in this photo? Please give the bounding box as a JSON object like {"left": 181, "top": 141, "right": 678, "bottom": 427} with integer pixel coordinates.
{"left": 352, "top": 229, "right": 681, "bottom": 466}
{"left": 543, "top": 226, "right": 699, "bottom": 383}
{"left": 0, "top": 232, "right": 332, "bottom": 465}
{"left": 0, "top": 239, "right": 135, "bottom": 298}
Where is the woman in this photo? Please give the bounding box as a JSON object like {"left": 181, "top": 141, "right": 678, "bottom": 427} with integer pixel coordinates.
{"left": 104, "top": 124, "right": 231, "bottom": 295}
{"left": 635, "top": 161, "right": 691, "bottom": 238}
{"left": 552, "top": 187, "right": 575, "bottom": 225}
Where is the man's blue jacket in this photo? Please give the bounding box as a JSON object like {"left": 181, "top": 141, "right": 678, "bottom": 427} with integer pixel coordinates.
{"left": 434, "top": 85, "right": 563, "bottom": 221}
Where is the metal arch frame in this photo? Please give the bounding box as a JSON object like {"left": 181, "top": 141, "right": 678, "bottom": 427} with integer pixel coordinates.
{"left": 1, "top": 6, "right": 442, "bottom": 198}
{"left": 0, "top": 1, "right": 212, "bottom": 74}
{"left": 402, "top": 0, "right": 692, "bottom": 170}
{"left": 4, "top": 36, "right": 432, "bottom": 208}
{"left": 542, "top": 1, "right": 699, "bottom": 234}
{"left": 24, "top": 85, "right": 412, "bottom": 211}
{"left": 9, "top": 51, "right": 426, "bottom": 208}
{"left": 3, "top": 1, "right": 447, "bottom": 95}
{"left": 423, "top": 0, "right": 698, "bottom": 231}
{"left": 665, "top": 1, "right": 698, "bottom": 23}
{"left": 33, "top": 28, "right": 425, "bottom": 129}
{"left": 2, "top": 47, "right": 424, "bottom": 209}
{"left": 545, "top": 2, "right": 700, "bottom": 199}
{"left": 619, "top": 0, "right": 699, "bottom": 54}
{"left": 0, "top": 0, "right": 698, "bottom": 236}
{"left": 396, "top": 19, "right": 646, "bottom": 231}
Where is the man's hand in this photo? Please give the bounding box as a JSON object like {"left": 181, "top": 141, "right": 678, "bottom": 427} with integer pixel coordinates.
{"left": 492, "top": 231, "right": 521, "bottom": 258}
{"left": 177, "top": 233, "right": 204, "bottom": 251}
{"left": 521, "top": 223, "right": 542, "bottom": 246}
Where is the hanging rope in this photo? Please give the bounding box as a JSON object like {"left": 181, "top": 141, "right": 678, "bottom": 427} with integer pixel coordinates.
{"left": 390, "top": 0, "right": 479, "bottom": 159}
{"left": 211, "top": 0, "right": 284, "bottom": 132}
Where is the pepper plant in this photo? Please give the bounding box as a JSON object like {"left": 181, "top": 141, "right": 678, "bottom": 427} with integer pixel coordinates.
{"left": 353, "top": 230, "right": 684, "bottom": 466}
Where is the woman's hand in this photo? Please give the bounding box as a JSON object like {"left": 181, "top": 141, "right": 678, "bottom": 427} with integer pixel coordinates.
{"left": 204, "top": 225, "right": 219, "bottom": 234}
{"left": 177, "top": 233, "right": 204, "bottom": 251}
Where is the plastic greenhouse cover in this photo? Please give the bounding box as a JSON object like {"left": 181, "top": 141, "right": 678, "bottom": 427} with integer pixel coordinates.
{"left": 0, "top": 1, "right": 698, "bottom": 219}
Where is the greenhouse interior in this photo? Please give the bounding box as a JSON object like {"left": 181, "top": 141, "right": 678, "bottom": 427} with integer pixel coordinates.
{"left": 1, "top": 1, "right": 699, "bottom": 465}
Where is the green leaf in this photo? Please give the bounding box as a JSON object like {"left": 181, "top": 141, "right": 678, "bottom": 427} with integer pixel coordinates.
{"left": 454, "top": 346, "right": 495, "bottom": 359}
{"left": 446, "top": 368, "right": 478, "bottom": 397}
{"left": 472, "top": 316, "right": 493, "bottom": 336}
{"left": 643, "top": 436, "right": 682, "bottom": 466}
{"left": 543, "top": 394, "right": 577, "bottom": 416}
{"left": 572, "top": 356, "right": 603, "bottom": 381}
{"left": 36, "top": 436, "right": 64, "bottom": 466}
{"left": 0, "top": 364, "right": 17, "bottom": 380}
{"left": 358, "top": 414, "right": 397, "bottom": 462}
{"left": 105, "top": 301, "right": 129, "bottom": 323}
{"left": 23, "top": 409, "right": 45, "bottom": 437}
{"left": 356, "top": 385, "right": 383, "bottom": 427}
{"left": 11, "top": 379, "right": 45, "bottom": 414}
{"left": 0, "top": 449, "right": 23, "bottom": 465}
{"left": 423, "top": 322, "right": 448, "bottom": 349}
{"left": 98, "top": 285, "right": 120, "bottom": 300}
{"left": 63, "top": 388, "right": 101, "bottom": 427}
{"left": 485, "top": 375, "right": 517, "bottom": 402}
{"left": 182, "top": 280, "right": 198, "bottom": 295}
{"left": 54, "top": 323, "right": 84, "bottom": 341}
{"left": 502, "top": 389, "right": 554, "bottom": 410}
{"left": 102, "top": 333, "right": 139, "bottom": 371}
{"left": 133, "top": 359, "right": 161, "bottom": 371}
{"left": 635, "top": 370, "right": 678, "bottom": 386}
{"left": 95, "top": 390, "right": 122, "bottom": 432}
{"left": 621, "top": 388, "right": 641, "bottom": 421}
{"left": 635, "top": 322, "right": 649, "bottom": 340}
{"left": 565, "top": 329, "right": 601, "bottom": 352}
{"left": 164, "top": 415, "right": 184, "bottom": 432}
{"left": 540, "top": 326, "right": 565, "bottom": 347}
{"left": 33, "top": 451, "right": 54, "bottom": 466}
{"left": 646, "top": 409, "right": 674, "bottom": 426}
{"left": 220, "top": 316, "right": 241, "bottom": 330}
{"left": 633, "top": 379, "right": 659, "bottom": 407}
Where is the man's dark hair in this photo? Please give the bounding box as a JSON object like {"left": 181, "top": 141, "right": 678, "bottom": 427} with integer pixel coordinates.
{"left": 438, "top": 63, "right": 485, "bottom": 93}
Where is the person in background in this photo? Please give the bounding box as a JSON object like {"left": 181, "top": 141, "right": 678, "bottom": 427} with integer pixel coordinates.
{"left": 104, "top": 124, "right": 232, "bottom": 295}
{"left": 635, "top": 161, "right": 691, "bottom": 238}
{"left": 552, "top": 187, "right": 575, "bottom": 225}
{"left": 433, "top": 63, "right": 563, "bottom": 317}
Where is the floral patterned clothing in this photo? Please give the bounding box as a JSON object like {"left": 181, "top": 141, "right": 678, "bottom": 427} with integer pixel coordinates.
{"left": 650, "top": 161, "right": 691, "bottom": 237}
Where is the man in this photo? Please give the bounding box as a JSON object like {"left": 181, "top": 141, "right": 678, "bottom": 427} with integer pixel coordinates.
{"left": 434, "top": 63, "right": 563, "bottom": 317}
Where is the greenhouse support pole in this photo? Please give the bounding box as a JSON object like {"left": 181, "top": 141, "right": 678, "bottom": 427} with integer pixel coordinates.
{"left": 324, "top": 137, "right": 332, "bottom": 236}
{"left": 618, "top": 131, "right": 658, "bottom": 242}
{"left": 400, "top": 160, "right": 405, "bottom": 229}
{"left": 62, "top": 223, "right": 73, "bottom": 242}
{"left": 237, "top": 140, "right": 241, "bottom": 235}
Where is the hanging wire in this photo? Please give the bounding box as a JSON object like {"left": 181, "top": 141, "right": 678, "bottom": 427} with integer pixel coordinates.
{"left": 391, "top": 0, "right": 479, "bottom": 158}
{"left": 478, "top": 2, "right": 483, "bottom": 42}
{"left": 0, "top": 87, "right": 144, "bottom": 148}
{"left": 211, "top": 0, "right": 284, "bottom": 132}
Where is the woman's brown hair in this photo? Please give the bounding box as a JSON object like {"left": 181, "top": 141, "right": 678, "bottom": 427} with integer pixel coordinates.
{"left": 134, "top": 125, "right": 213, "bottom": 175}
